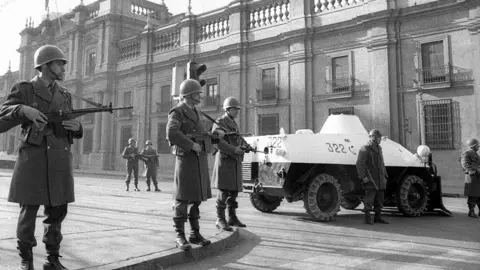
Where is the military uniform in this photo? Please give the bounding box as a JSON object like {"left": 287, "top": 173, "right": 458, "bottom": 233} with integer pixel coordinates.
{"left": 0, "top": 76, "right": 83, "bottom": 266}
{"left": 460, "top": 148, "right": 480, "bottom": 216}
{"left": 122, "top": 145, "right": 140, "bottom": 191}
{"left": 140, "top": 147, "right": 160, "bottom": 191}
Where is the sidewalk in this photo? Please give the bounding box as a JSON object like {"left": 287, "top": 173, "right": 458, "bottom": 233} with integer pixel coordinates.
{"left": 0, "top": 171, "right": 240, "bottom": 270}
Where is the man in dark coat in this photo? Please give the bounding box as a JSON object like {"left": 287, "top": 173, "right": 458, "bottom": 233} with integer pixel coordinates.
{"left": 0, "top": 45, "right": 83, "bottom": 270}
{"left": 356, "top": 129, "right": 389, "bottom": 225}
{"left": 460, "top": 138, "right": 480, "bottom": 218}
{"left": 122, "top": 137, "right": 140, "bottom": 191}
{"left": 166, "top": 79, "right": 224, "bottom": 250}
{"left": 211, "top": 97, "right": 247, "bottom": 231}
{"left": 140, "top": 140, "right": 161, "bottom": 191}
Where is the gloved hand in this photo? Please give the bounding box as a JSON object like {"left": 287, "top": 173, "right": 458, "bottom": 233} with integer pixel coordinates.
{"left": 234, "top": 147, "right": 245, "bottom": 156}
{"left": 362, "top": 177, "right": 370, "bottom": 184}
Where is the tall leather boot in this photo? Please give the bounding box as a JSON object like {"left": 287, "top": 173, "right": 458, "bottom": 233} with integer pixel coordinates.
{"left": 146, "top": 183, "right": 151, "bottom": 192}
{"left": 173, "top": 220, "right": 191, "bottom": 251}
{"left": 374, "top": 211, "right": 390, "bottom": 224}
{"left": 215, "top": 206, "right": 233, "bottom": 232}
{"left": 468, "top": 205, "right": 478, "bottom": 218}
{"left": 153, "top": 182, "right": 161, "bottom": 192}
{"left": 364, "top": 211, "right": 374, "bottom": 225}
{"left": 17, "top": 242, "right": 34, "bottom": 270}
{"left": 188, "top": 219, "right": 211, "bottom": 246}
{"left": 133, "top": 184, "right": 140, "bottom": 192}
{"left": 43, "top": 255, "right": 68, "bottom": 270}
{"left": 125, "top": 181, "right": 129, "bottom": 192}
{"left": 227, "top": 207, "right": 246, "bottom": 227}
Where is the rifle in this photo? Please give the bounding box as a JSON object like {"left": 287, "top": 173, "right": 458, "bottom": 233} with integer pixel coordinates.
{"left": 185, "top": 132, "right": 223, "bottom": 154}
{"left": 25, "top": 102, "right": 133, "bottom": 145}
{"left": 365, "top": 169, "right": 379, "bottom": 190}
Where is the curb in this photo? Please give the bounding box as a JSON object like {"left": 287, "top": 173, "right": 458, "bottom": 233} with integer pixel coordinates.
{"left": 84, "top": 228, "right": 241, "bottom": 270}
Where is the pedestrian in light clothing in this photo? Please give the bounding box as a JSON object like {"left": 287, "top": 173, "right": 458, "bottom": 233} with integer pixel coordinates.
{"left": 140, "top": 140, "right": 161, "bottom": 192}
{"left": 0, "top": 45, "right": 83, "bottom": 270}
{"left": 460, "top": 138, "right": 480, "bottom": 218}
{"left": 356, "top": 129, "right": 390, "bottom": 225}
{"left": 211, "top": 97, "right": 247, "bottom": 232}
{"left": 122, "top": 137, "right": 140, "bottom": 191}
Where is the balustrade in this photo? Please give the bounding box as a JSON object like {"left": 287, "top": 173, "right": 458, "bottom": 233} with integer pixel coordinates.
{"left": 248, "top": 0, "right": 290, "bottom": 30}
{"left": 87, "top": 4, "right": 99, "bottom": 19}
{"left": 131, "top": 3, "right": 158, "bottom": 19}
{"left": 119, "top": 41, "right": 141, "bottom": 62}
{"left": 196, "top": 17, "right": 230, "bottom": 42}
{"left": 153, "top": 30, "right": 180, "bottom": 52}
{"left": 313, "top": 0, "right": 365, "bottom": 13}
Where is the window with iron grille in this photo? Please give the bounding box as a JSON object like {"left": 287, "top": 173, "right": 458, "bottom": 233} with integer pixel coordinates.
{"left": 86, "top": 51, "right": 96, "bottom": 76}
{"left": 156, "top": 123, "right": 170, "bottom": 153}
{"left": 206, "top": 78, "right": 218, "bottom": 106}
{"left": 332, "top": 56, "right": 350, "bottom": 93}
{"left": 329, "top": 107, "right": 354, "bottom": 115}
{"left": 158, "top": 85, "right": 171, "bottom": 112}
{"left": 259, "top": 114, "right": 279, "bottom": 135}
{"left": 121, "top": 91, "right": 132, "bottom": 117}
{"left": 261, "top": 68, "right": 276, "bottom": 100}
{"left": 83, "top": 97, "right": 95, "bottom": 123}
{"left": 423, "top": 99, "right": 454, "bottom": 149}
{"left": 83, "top": 128, "right": 93, "bottom": 154}
{"left": 120, "top": 125, "right": 132, "bottom": 152}
{"left": 421, "top": 41, "right": 446, "bottom": 84}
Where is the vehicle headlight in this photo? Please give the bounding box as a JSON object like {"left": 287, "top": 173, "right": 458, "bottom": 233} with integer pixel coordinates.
{"left": 416, "top": 145, "right": 431, "bottom": 163}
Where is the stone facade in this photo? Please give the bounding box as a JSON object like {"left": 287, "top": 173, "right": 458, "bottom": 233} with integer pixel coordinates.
{"left": 0, "top": 0, "right": 478, "bottom": 195}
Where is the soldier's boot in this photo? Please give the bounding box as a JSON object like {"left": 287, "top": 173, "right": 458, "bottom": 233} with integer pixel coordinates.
{"left": 153, "top": 182, "right": 161, "bottom": 192}
{"left": 227, "top": 207, "right": 246, "bottom": 228}
{"left": 173, "top": 220, "right": 191, "bottom": 251}
{"left": 188, "top": 219, "right": 211, "bottom": 246}
{"left": 17, "top": 243, "right": 34, "bottom": 270}
{"left": 125, "top": 181, "right": 129, "bottom": 192}
{"left": 43, "top": 255, "right": 68, "bottom": 270}
{"left": 374, "top": 211, "right": 390, "bottom": 224}
{"left": 146, "top": 184, "right": 151, "bottom": 192}
{"left": 364, "top": 211, "right": 374, "bottom": 225}
{"left": 134, "top": 184, "right": 140, "bottom": 192}
{"left": 215, "top": 206, "right": 233, "bottom": 232}
{"left": 468, "top": 205, "right": 478, "bottom": 218}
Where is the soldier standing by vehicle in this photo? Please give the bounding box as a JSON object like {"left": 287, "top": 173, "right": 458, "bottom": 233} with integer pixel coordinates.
{"left": 166, "top": 79, "right": 225, "bottom": 250}
{"left": 460, "top": 138, "right": 480, "bottom": 218}
{"left": 140, "top": 140, "right": 161, "bottom": 192}
{"left": 211, "top": 97, "right": 247, "bottom": 231}
{"left": 356, "top": 129, "right": 390, "bottom": 225}
{"left": 0, "top": 45, "right": 83, "bottom": 270}
{"left": 122, "top": 138, "right": 140, "bottom": 192}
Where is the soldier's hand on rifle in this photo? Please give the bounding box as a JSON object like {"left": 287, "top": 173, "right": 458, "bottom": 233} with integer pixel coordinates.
{"left": 213, "top": 129, "right": 225, "bottom": 139}
{"left": 62, "top": 119, "right": 81, "bottom": 132}
{"left": 362, "top": 177, "right": 370, "bottom": 184}
{"left": 192, "top": 142, "right": 202, "bottom": 153}
{"left": 21, "top": 106, "right": 47, "bottom": 130}
{"left": 234, "top": 147, "right": 245, "bottom": 156}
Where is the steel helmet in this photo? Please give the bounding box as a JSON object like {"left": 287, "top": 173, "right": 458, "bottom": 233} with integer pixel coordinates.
{"left": 179, "top": 79, "right": 202, "bottom": 97}
{"left": 467, "top": 138, "right": 479, "bottom": 148}
{"left": 145, "top": 140, "right": 152, "bottom": 145}
{"left": 33, "top": 45, "right": 67, "bottom": 69}
{"left": 369, "top": 129, "right": 382, "bottom": 138}
{"left": 128, "top": 138, "right": 136, "bottom": 144}
{"left": 223, "top": 97, "right": 241, "bottom": 110}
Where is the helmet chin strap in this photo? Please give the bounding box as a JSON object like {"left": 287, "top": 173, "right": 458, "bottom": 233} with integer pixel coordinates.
{"left": 47, "top": 63, "right": 62, "bottom": 81}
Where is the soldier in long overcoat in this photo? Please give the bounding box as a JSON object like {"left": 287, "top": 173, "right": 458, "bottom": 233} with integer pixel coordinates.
{"left": 140, "top": 140, "right": 161, "bottom": 191}
{"left": 356, "top": 129, "right": 389, "bottom": 225}
{"left": 0, "top": 45, "right": 83, "bottom": 270}
{"left": 460, "top": 138, "right": 480, "bottom": 218}
{"left": 166, "top": 79, "right": 224, "bottom": 251}
{"left": 211, "top": 97, "right": 247, "bottom": 231}
{"left": 122, "top": 138, "right": 140, "bottom": 191}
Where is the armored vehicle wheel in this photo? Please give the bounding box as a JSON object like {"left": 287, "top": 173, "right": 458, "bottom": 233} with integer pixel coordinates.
{"left": 341, "top": 197, "right": 361, "bottom": 210}
{"left": 249, "top": 193, "right": 283, "bottom": 213}
{"left": 303, "top": 173, "right": 341, "bottom": 221}
{"left": 396, "top": 175, "right": 429, "bottom": 217}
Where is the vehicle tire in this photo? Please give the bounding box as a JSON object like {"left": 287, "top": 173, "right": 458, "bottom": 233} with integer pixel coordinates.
{"left": 396, "top": 175, "right": 429, "bottom": 217}
{"left": 341, "top": 197, "right": 361, "bottom": 210}
{"left": 303, "top": 173, "right": 342, "bottom": 221}
{"left": 249, "top": 192, "right": 283, "bottom": 213}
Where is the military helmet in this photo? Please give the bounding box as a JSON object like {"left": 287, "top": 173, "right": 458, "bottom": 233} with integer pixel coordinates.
{"left": 223, "top": 96, "right": 241, "bottom": 110}
{"left": 145, "top": 140, "right": 152, "bottom": 145}
{"left": 128, "top": 138, "right": 136, "bottom": 144}
{"left": 467, "top": 138, "right": 479, "bottom": 148}
{"left": 34, "top": 45, "right": 67, "bottom": 69}
{"left": 179, "top": 79, "right": 202, "bottom": 97}
{"left": 369, "top": 129, "right": 382, "bottom": 138}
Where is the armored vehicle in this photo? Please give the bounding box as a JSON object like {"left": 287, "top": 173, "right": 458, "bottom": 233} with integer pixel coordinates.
{"left": 242, "top": 115, "right": 451, "bottom": 221}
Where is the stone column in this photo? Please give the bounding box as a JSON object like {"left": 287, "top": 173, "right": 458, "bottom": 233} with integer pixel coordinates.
{"left": 100, "top": 91, "right": 112, "bottom": 153}
{"left": 93, "top": 92, "right": 103, "bottom": 152}
{"left": 469, "top": 7, "right": 480, "bottom": 137}
{"left": 289, "top": 42, "right": 309, "bottom": 132}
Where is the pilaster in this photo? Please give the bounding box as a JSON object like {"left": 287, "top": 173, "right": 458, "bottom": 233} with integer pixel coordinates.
{"left": 93, "top": 91, "right": 103, "bottom": 152}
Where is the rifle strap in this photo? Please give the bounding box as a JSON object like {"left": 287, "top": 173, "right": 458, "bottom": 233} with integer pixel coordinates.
{"left": 200, "top": 111, "right": 230, "bottom": 131}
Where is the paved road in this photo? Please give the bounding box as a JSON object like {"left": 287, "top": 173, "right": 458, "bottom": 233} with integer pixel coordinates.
{"left": 168, "top": 196, "right": 480, "bottom": 270}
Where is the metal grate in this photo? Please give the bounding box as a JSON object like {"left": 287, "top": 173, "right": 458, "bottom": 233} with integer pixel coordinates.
{"left": 329, "top": 107, "right": 354, "bottom": 115}
{"left": 423, "top": 99, "right": 454, "bottom": 149}
{"left": 242, "top": 152, "right": 254, "bottom": 183}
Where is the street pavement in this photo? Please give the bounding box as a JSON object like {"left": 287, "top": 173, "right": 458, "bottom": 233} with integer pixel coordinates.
{"left": 0, "top": 169, "right": 239, "bottom": 270}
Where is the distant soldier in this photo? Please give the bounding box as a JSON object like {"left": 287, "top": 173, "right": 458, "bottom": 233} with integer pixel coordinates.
{"left": 460, "top": 138, "right": 480, "bottom": 218}
{"left": 356, "top": 129, "right": 390, "bottom": 225}
{"left": 211, "top": 97, "right": 247, "bottom": 232}
{"left": 122, "top": 138, "right": 140, "bottom": 191}
{"left": 166, "top": 79, "right": 225, "bottom": 250}
{"left": 140, "top": 140, "right": 161, "bottom": 192}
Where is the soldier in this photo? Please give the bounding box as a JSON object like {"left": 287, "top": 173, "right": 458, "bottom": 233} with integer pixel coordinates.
{"left": 166, "top": 79, "right": 224, "bottom": 250}
{"left": 211, "top": 97, "right": 247, "bottom": 232}
{"left": 356, "top": 129, "right": 390, "bottom": 225}
{"left": 0, "top": 45, "right": 83, "bottom": 270}
{"left": 122, "top": 138, "right": 140, "bottom": 192}
{"left": 460, "top": 138, "right": 480, "bottom": 218}
{"left": 140, "top": 140, "right": 161, "bottom": 192}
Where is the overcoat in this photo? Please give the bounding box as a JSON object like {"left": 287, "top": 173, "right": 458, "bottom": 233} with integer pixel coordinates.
{"left": 0, "top": 76, "right": 83, "bottom": 206}
{"left": 460, "top": 149, "right": 480, "bottom": 197}
{"left": 356, "top": 140, "right": 388, "bottom": 191}
{"left": 211, "top": 114, "right": 243, "bottom": 192}
{"left": 166, "top": 101, "right": 212, "bottom": 201}
{"left": 140, "top": 147, "right": 159, "bottom": 175}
